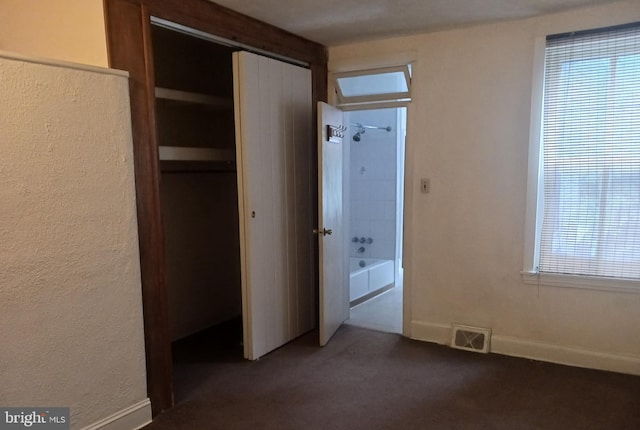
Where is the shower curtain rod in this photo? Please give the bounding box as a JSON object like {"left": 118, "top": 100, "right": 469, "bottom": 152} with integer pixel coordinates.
{"left": 350, "top": 122, "right": 392, "bottom": 132}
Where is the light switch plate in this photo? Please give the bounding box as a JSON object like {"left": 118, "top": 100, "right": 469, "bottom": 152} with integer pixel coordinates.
{"left": 420, "top": 178, "right": 430, "bottom": 194}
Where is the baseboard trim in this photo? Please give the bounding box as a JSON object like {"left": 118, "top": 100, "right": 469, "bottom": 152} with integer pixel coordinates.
{"left": 410, "top": 320, "right": 451, "bottom": 345}
{"left": 491, "top": 335, "right": 640, "bottom": 376}
{"left": 81, "top": 399, "right": 152, "bottom": 430}
{"left": 410, "top": 320, "right": 640, "bottom": 376}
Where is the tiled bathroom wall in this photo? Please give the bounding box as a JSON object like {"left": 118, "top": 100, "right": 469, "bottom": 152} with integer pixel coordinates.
{"left": 348, "top": 108, "right": 398, "bottom": 260}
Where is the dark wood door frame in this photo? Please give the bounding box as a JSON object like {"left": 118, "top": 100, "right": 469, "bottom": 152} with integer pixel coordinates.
{"left": 103, "top": 0, "right": 327, "bottom": 416}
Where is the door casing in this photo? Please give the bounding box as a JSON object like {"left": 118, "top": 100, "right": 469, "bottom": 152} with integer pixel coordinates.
{"left": 103, "top": 0, "right": 327, "bottom": 415}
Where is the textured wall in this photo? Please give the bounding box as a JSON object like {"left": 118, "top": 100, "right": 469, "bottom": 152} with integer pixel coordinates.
{"left": 0, "top": 54, "right": 149, "bottom": 428}
{"left": 330, "top": 0, "right": 640, "bottom": 375}
{"left": 0, "top": 0, "right": 108, "bottom": 67}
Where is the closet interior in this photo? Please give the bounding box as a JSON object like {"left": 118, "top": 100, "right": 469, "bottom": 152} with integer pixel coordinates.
{"left": 151, "top": 23, "right": 243, "bottom": 347}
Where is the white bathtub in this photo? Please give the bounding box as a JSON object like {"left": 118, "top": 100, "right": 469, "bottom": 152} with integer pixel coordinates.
{"left": 349, "top": 258, "right": 395, "bottom": 302}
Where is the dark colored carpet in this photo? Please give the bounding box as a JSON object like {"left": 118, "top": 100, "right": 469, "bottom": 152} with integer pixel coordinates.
{"left": 145, "top": 322, "right": 640, "bottom": 429}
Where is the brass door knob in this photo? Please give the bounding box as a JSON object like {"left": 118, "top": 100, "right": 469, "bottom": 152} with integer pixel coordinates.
{"left": 313, "top": 228, "right": 333, "bottom": 236}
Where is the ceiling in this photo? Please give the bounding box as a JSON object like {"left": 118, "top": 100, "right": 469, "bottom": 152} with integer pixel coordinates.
{"left": 210, "top": 0, "right": 621, "bottom": 46}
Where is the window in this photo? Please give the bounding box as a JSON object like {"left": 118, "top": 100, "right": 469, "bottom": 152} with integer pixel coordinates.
{"left": 332, "top": 65, "right": 411, "bottom": 109}
{"left": 524, "top": 23, "right": 640, "bottom": 287}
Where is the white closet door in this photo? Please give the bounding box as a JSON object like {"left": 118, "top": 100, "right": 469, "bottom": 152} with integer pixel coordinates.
{"left": 233, "top": 51, "right": 314, "bottom": 360}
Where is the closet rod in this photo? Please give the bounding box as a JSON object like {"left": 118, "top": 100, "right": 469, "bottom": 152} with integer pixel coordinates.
{"left": 161, "top": 169, "right": 236, "bottom": 174}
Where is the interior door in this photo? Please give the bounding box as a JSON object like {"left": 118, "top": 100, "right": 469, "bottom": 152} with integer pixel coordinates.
{"left": 318, "top": 102, "right": 349, "bottom": 346}
{"left": 234, "top": 51, "right": 315, "bottom": 360}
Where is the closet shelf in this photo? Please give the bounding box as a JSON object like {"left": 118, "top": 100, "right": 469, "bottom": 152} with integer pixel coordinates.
{"left": 155, "top": 87, "right": 233, "bottom": 109}
{"left": 159, "top": 146, "right": 236, "bottom": 162}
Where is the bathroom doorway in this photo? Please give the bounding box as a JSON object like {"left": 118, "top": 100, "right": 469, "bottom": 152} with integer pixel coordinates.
{"left": 344, "top": 107, "right": 406, "bottom": 334}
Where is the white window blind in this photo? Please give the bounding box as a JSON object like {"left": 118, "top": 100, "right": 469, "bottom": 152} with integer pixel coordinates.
{"left": 539, "top": 23, "right": 640, "bottom": 280}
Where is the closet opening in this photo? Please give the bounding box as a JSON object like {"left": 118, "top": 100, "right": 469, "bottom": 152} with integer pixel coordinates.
{"left": 151, "top": 23, "right": 244, "bottom": 403}
{"left": 104, "top": 0, "right": 328, "bottom": 414}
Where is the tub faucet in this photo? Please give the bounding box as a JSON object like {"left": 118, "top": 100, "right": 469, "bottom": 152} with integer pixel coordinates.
{"left": 357, "top": 246, "right": 365, "bottom": 254}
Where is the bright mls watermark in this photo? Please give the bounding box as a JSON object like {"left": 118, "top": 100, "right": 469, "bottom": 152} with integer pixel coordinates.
{"left": 0, "top": 408, "right": 69, "bottom": 430}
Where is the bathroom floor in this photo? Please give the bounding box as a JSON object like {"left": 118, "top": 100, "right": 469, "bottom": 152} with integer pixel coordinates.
{"left": 345, "top": 282, "right": 403, "bottom": 334}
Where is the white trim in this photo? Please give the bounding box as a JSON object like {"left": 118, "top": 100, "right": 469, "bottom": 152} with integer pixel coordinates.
{"left": 401, "top": 106, "right": 414, "bottom": 337}
{"left": 521, "top": 271, "right": 640, "bottom": 294}
{"left": 491, "top": 335, "right": 640, "bottom": 376}
{"left": 0, "top": 50, "right": 129, "bottom": 78}
{"left": 522, "top": 37, "right": 546, "bottom": 275}
{"left": 329, "top": 51, "right": 417, "bottom": 73}
{"left": 410, "top": 320, "right": 451, "bottom": 345}
{"left": 338, "top": 100, "right": 411, "bottom": 111}
{"left": 411, "top": 320, "right": 640, "bottom": 375}
{"left": 81, "top": 399, "right": 152, "bottom": 430}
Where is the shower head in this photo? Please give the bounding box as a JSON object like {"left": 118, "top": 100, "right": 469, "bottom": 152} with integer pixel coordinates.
{"left": 352, "top": 125, "right": 365, "bottom": 142}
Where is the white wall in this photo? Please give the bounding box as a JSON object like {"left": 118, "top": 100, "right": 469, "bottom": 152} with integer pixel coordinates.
{"left": 348, "top": 109, "right": 398, "bottom": 261}
{"left": 330, "top": 0, "right": 640, "bottom": 375}
{"left": 0, "top": 0, "right": 108, "bottom": 67}
{"left": 0, "top": 54, "right": 150, "bottom": 429}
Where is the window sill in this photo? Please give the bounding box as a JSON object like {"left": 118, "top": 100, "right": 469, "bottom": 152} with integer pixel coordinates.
{"left": 520, "top": 271, "right": 640, "bottom": 294}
